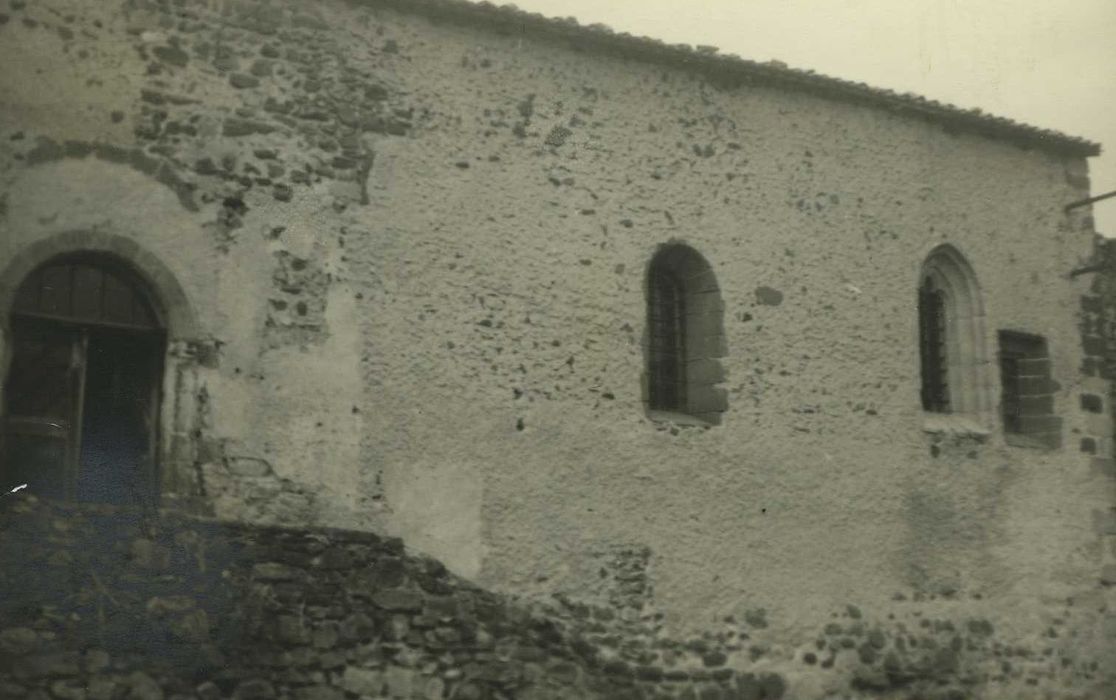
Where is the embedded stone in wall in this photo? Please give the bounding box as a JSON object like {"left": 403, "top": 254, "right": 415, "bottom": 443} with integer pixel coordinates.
{"left": 754, "top": 285, "right": 784, "bottom": 306}
{"left": 265, "top": 250, "right": 331, "bottom": 348}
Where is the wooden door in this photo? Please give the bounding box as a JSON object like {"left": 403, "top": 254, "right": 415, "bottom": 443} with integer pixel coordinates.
{"left": 1, "top": 318, "right": 86, "bottom": 499}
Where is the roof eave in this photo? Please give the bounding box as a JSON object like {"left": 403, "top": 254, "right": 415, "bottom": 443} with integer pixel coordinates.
{"left": 357, "top": 0, "right": 1101, "bottom": 158}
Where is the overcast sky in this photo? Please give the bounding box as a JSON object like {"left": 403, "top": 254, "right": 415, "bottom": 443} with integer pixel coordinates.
{"left": 475, "top": 0, "right": 1116, "bottom": 233}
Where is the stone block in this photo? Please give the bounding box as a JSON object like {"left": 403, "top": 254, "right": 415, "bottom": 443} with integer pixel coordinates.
{"left": 687, "top": 385, "right": 728, "bottom": 415}
{"left": 126, "top": 672, "right": 164, "bottom": 700}
{"left": 421, "top": 677, "right": 445, "bottom": 700}
{"left": 82, "top": 649, "right": 109, "bottom": 674}
{"left": 688, "top": 332, "right": 729, "bottom": 360}
{"left": 87, "top": 679, "right": 117, "bottom": 700}
{"left": 227, "top": 457, "right": 272, "bottom": 477}
{"left": 339, "top": 612, "right": 376, "bottom": 641}
{"left": 276, "top": 615, "right": 308, "bottom": 644}
{"left": 684, "top": 308, "right": 726, "bottom": 340}
{"left": 169, "top": 608, "right": 210, "bottom": 643}
{"left": 195, "top": 682, "right": 221, "bottom": 700}
{"left": 252, "top": 562, "right": 297, "bottom": 581}
{"left": 1080, "top": 393, "right": 1105, "bottom": 413}
{"left": 311, "top": 623, "right": 339, "bottom": 649}
{"left": 685, "top": 357, "right": 726, "bottom": 385}
{"left": 130, "top": 538, "right": 170, "bottom": 570}
{"left": 1017, "top": 376, "right": 1059, "bottom": 394}
{"left": 371, "top": 588, "right": 423, "bottom": 612}
{"left": 20, "top": 652, "right": 81, "bottom": 678}
{"left": 1034, "top": 430, "right": 1063, "bottom": 450}
{"left": 384, "top": 666, "right": 414, "bottom": 698}
{"left": 232, "top": 679, "right": 276, "bottom": 700}
{"left": 0, "top": 627, "right": 40, "bottom": 655}
{"left": 146, "top": 595, "right": 197, "bottom": 616}
{"left": 1081, "top": 335, "right": 1106, "bottom": 356}
{"left": 341, "top": 667, "right": 383, "bottom": 696}
{"left": 754, "top": 285, "right": 784, "bottom": 306}
{"left": 49, "top": 681, "right": 86, "bottom": 700}
{"left": 1017, "top": 414, "right": 1062, "bottom": 434}
{"left": 735, "top": 672, "right": 761, "bottom": 700}
{"left": 697, "top": 684, "right": 725, "bottom": 700}
{"left": 229, "top": 73, "right": 260, "bottom": 89}
{"left": 294, "top": 686, "right": 342, "bottom": 700}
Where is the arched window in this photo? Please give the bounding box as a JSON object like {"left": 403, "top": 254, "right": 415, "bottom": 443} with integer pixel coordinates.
{"left": 917, "top": 246, "right": 990, "bottom": 421}
{"left": 2, "top": 254, "right": 166, "bottom": 505}
{"left": 645, "top": 244, "right": 727, "bottom": 425}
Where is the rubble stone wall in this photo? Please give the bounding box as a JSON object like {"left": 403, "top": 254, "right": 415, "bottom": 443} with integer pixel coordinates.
{"left": 1, "top": 496, "right": 1113, "bottom": 699}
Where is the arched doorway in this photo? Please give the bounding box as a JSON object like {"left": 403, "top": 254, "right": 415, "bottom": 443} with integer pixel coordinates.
{"left": 2, "top": 254, "right": 166, "bottom": 505}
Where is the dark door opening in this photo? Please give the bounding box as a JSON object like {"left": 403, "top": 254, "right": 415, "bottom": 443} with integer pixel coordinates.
{"left": 1, "top": 256, "right": 165, "bottom": 505}
{"left": 75, "top": 329, "right": 163, "bottom": 504}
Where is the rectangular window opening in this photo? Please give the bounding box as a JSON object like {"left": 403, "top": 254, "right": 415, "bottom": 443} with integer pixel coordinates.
{"left": 998, "top": 331, "right": 1060, "bottom": 448}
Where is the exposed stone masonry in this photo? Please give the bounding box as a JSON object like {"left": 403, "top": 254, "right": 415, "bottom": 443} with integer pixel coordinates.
{"left": 2, "top": 495, "right": 1113, "bottom": 699}
{"left": 0, "top": 494, "right": 792, "bottom": 700}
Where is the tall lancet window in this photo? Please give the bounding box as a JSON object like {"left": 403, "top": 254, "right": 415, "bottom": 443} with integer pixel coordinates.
{"left": 916, "top": 245, "right": 990, "bottom": 424}
{"left": 918, "top": 276, "right": 950, "bottom": 412}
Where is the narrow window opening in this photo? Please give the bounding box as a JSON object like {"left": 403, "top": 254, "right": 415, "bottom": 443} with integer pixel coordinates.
{"left": 648, "top": 268, "right": 685, "bottom": 411}
{"left": 918, "top": 277, "right": 950, "bottom": 413}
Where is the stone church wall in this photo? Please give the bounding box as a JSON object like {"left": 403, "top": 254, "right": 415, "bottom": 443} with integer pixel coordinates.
{"left": 0, "top": 0, "right": 1111, "bottom": 656}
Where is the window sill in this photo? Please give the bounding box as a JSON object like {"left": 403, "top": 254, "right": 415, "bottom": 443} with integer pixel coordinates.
{"left": 646, "top": 410, "right": 715, "bottom": 430}
{"left": 1003, "top": 433, "right": 1057, "bottom": 451}
{"left": 922, "top": 414, "right": 990, "bottom": 441}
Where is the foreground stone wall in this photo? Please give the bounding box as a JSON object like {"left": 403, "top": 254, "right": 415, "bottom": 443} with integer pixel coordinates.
{"left": 1, "top": 495, "right": 1113, "bottom": 699}
{"left": 0, "top": 495, "right": 790, "bottom": 700}
{"left": 0, "top": 0, "right": 1110, "bottom": 643}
